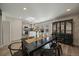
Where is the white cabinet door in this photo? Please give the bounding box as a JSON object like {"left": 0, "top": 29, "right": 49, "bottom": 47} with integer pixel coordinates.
{"left": 10, "top": 20, "right": 22, "bottom": 41}
{"left": 2, "top": 21, "right": 10, "bottom": 45}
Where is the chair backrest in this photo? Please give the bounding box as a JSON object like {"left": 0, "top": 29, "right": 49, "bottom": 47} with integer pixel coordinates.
{"left": 8, "top": 42, "right": 22, "bottom": 56}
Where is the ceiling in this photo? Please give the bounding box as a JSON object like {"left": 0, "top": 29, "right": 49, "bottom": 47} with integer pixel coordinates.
{"left": 0, "top": 3, "right": 79, "bottom": 23}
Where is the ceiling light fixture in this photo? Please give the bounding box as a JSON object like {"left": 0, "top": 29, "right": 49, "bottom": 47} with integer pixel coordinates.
{"left": 23, "top": 8, "right": 27, "bottom": 10}
{"left": 67, "top": 9, "right": 71, "bottom": 12}
{"left": 25, "top": 17, "right": 35, "bottom": 21}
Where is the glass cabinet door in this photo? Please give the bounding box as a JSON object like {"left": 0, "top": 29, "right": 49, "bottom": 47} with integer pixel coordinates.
{"left": 57, "top": 22, "right": 60, "bottom": 33}
{"left": 61, "top": 22, "right": 64, "bottom": 33}
{"left": 53, "top": 23, "right": 56, "bottom": 33}
{"left": 66, "top": 21, "right": 72, "bottom": 34}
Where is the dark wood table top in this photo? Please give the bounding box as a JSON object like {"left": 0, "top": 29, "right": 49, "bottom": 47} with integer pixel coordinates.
{"left": 22, "top": 36, "right": 56, "bottom": 55}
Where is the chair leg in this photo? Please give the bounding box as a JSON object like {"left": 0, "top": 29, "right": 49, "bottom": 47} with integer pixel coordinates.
{"left": 9, "top": 50, "right": 13, "bottom": 56}
{"left": 57, "top": 45, "right": 63, "bottom": 56}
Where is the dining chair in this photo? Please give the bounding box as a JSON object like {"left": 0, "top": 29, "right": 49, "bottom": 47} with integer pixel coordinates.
{"left": 40, "top": 38, "right": 63, "bottom": 56}
{"left": 40, "top": 44, "right": 62, "bottom": 56}
{"left": 8, "top": 42, "right": 23, "bottom": 56}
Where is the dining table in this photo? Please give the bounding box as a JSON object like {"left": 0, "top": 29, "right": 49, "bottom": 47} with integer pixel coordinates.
{"left": 21, "top": 34, "right": 56, "bottom": 56}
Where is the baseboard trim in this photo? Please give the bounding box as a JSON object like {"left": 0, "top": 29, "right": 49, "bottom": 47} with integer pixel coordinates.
{"left": 72, "top": 44, "right": 79, "bottom": 47}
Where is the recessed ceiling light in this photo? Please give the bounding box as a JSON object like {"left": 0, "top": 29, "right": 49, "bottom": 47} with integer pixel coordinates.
{"left": 23, "top": 8, "right": 27, "bottom": 10}
{"left": 67, "top": 9, "right": 71, "bottom": 11}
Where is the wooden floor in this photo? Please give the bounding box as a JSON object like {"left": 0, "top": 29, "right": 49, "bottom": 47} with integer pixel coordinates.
{"left": 0, "top": 43, "right": 79, "bottom": 56}
{"left": 0, "top": 46, "right": 11, "bottom": 56}
{"left": 60, "top": 44, "right": 79, "bottom": 56}
{"left": 0, "top": 40, "right": 21, "bottom": 56}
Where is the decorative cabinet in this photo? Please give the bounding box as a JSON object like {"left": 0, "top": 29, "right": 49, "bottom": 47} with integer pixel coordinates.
{"left": 57, "top": 22, "right": 60, "bottom": 33}
{"left": 66, "top": 21, "right": 72, "bottom": 34}
{"left": 52, "top": 19, "right": 73, "bottom": 45}
{"left": 61, "top": 22, "right": 64, "bottom": 33}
